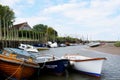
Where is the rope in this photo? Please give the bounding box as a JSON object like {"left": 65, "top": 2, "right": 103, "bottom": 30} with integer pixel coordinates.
{"left": 5, "top": 60, "right": 25, "bottom": 80}
{"left": 40, "top": 61, "right": 46, "bottom": 69}
{"left": 65, "top": 69, "right": 69, "bottom": 80}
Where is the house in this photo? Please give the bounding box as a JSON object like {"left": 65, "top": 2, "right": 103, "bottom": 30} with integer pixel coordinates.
{"left": 13, "top": 22, "right": 31, "bottom": 30}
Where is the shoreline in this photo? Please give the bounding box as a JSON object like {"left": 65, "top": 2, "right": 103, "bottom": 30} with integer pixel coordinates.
{"left": 88, "top": 43, "right": 120, "bottom": 55}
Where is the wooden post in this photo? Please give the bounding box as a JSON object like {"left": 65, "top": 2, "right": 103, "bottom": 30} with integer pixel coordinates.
{"left": 0, "top": 15, "right": 2, "bottom": 40}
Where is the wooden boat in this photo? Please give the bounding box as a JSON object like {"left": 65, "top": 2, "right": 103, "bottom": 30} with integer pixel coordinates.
{"left": 32, "top": 54, "right": 69, "bottom": 75}
{"left": 18, "top": 43, "right": 39, "bottom": 52}
{"left": 0, "top": 48, "right": 39, "bottom": 80}
{"left": 62, "top": 54, "right": 106, "bottom": 77}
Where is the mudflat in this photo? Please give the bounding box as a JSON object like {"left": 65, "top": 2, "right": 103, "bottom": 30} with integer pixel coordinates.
{"left": 88, "top": 43, "right": 120, "bottom": 55}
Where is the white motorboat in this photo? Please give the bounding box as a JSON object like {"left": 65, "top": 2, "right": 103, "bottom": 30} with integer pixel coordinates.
{"left": 47, "top": 41, "right": 58, "bottom": 48}
{"left": 88, "top": 42, "right": 101, "bottom": 47}
{"left": 18, "top": 44, "right": 39, "bottom": 52}
{"left": 62, "top": 54, "right": 106, "bottom": 77}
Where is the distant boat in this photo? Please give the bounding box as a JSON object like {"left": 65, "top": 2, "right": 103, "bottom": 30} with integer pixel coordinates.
{"left": 62, "top": 54, "right": 106, "bottom": 77}
{"left": 58, "top": 43, "right": 66, "bottom": 47}
{"left": 0, "top": 48, "right": 39, "bottom": 80}
{"left": 47, "top": 41, "right": 58, "bottom": 48}
{"left": 88, "top": 42, "right": 101, "bottom": 47}
{"left": 36, "top": 47, "right": 50, "bottom": 51}
{"left": 33, "top": 43, "right": 49, "bottom": 51}
{"left": 32, "top": 54, "right": 69, "bottom": 75}
{"left": 18, "top": 44, "right": 39, "bottom": 52}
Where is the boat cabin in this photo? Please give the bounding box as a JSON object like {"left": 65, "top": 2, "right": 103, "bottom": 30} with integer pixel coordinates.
{"left": 1, "top": 48, "right": 33, "bottom": 62}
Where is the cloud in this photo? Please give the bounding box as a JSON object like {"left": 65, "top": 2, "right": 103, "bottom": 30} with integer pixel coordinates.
{"left": 0, "top": 0, "right": 20, "bottom": 7}
{"left": 41, "top": 0, "right": 120, "bottom": 40}
{"left": 26, "top": 0, "right": 35, "bottom": 5}
{"left": 1, "top": 0, "right": 120, "bottom": 40}
{"left": 14, "top": 16, "right": 50, "bottom": 27}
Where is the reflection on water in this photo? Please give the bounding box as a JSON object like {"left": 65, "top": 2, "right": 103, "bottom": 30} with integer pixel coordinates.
{"left": 38, "top": 72, "right": 100, "bottom": 80}
{"left": 35, "top": 45, "right": 120, "bottom": 80}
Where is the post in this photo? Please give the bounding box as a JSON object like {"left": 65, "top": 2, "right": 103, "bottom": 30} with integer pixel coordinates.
{"left": 0, "top": 15, "right": 2, "bottom": 40}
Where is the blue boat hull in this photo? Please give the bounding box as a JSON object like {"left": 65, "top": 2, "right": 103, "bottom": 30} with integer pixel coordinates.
{"left": 39, "top": 59, "right": 69, "bottom": 75}
{"left": 77, "top": 70, "right": 101, "bottom": 77}
{"left": 69, "top": 68, "right": 101, "bottom": 77}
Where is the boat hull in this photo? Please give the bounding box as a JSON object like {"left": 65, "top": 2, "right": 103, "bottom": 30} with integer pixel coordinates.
{"left": 88, "top": 42, "right": 101, "bottom": 47}
{"left": 63, "top": 54, "right": 106, "bottom": 77}
{"left": 0, "top": 55, "right": 38, "bottom": 80}
{"left": 39, "top": 59, "right": 69, "bottom": 75}
{"left": 70, "top": 58, "right": 106, "bottom": 77}
{"left": 36, "top": 47, "right": 49, "bottom": 51}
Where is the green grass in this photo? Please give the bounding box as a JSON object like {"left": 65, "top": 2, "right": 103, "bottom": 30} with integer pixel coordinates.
{"left": 114, "top": 41, "right": 120, "bottom": 47}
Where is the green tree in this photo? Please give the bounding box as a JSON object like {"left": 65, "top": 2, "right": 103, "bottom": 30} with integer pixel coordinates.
{"left": 32, "top": 24, "right": 48, "bottom": 32}
{"left": 32, "top": 24, "right": 58, "bottom": 41}
{"left": 47, "top": 27, "right": 58, "bottom": 41}
{"left": 47, "top": 27, "right": 57, "bottom": 36}
{"left": 0, "top": 4, "right": 15, "bottom": 28}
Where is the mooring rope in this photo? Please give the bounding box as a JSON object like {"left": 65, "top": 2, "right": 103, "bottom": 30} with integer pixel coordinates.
{"left": 40, "top": 61, "right": 46, "bottom": 69}
{"left": 5, "top": 60, "right": 25, "bottom": 80}
{"left": 65, "top": 69, "right": 69, "bottom": 80}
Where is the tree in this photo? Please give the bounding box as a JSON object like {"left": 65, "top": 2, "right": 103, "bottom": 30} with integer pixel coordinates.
{"left": 47, "top": 27, "right": 58, "bottom": 41}
{"left": 47, "top": 27, "right": 57, "bottom": 36}
{"left": 32, "top": 24, "right": 48, "bottom": 32}
{"left": 0, "top": 4, "right": 15, "bottom": 28}
{"left": 32, "top": 24, "right": 58, "bottom": 41}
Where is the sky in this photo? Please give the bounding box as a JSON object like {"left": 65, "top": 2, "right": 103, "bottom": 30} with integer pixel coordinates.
{"left": 0, "top": 0, "right": 120, "bottom": 41}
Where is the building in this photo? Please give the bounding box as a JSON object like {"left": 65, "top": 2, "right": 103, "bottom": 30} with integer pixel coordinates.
{"left": 13, "top": 22, "right": 31, "bottom": 30}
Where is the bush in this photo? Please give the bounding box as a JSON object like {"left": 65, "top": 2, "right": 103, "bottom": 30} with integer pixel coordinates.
{"left": 114, "top": 41, "right": 120, "bottom": 47}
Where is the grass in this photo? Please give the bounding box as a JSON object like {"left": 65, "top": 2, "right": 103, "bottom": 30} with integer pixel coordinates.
{"left": 114, "top": 41, "right": 120, "bottom": 47}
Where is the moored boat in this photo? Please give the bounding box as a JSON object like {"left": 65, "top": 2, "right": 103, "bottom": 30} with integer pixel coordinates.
{"left": 88, "top": 42, "right": 101, "bottom": 47}
{"left": 18, "top": 43, "right": 39, "bottom": 52}
{"left": 37, "top": 47, "right": 50, "bottom": 51}
{"left": 0, "top": 48, "right": 39, "bottom": 80}
{"left": 33, "top": 43, "right": 49, "bottom": 51}
{"left": 32, "top": 54, "right": 69, "bottom": 76}
{"left": 47, "top": 41, "right": 58, "bottom": 48}
{"left": 62, "top": 54, "right": 106, "bottom": 77}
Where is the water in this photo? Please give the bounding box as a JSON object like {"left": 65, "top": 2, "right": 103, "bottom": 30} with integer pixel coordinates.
{"left": 1, "top": 45, "right": 119, "bottom": 80}
{"left": 35, "top": 45, "right": 120, "bottom": 80}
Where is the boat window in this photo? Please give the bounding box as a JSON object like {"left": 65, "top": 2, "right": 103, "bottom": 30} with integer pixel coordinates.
{"left": 22, "top": 46, "right": 25, "bottom": 48}
{"left": 26, "top": 46, "right": 31, "bottom": 49}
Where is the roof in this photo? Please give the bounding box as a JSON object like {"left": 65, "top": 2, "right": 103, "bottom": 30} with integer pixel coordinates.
{"left": 13, "top": 22, "right": 31, "bottom": 30}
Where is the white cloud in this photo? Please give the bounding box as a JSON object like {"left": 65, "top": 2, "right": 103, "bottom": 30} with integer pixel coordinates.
{"left": 41, "top": 0, "right": 120, "bottom": 40}
{"left": 0, "top": 0, "right": 20, "bottom": 7}
{"left": 14, "top": 16, "right": 49, "bottom": 27}
{"left": 26, "top": 0, "right": 35, "bottom": 5}
{"left": 1, "top": 0, "right": 120, "bottom": 40}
